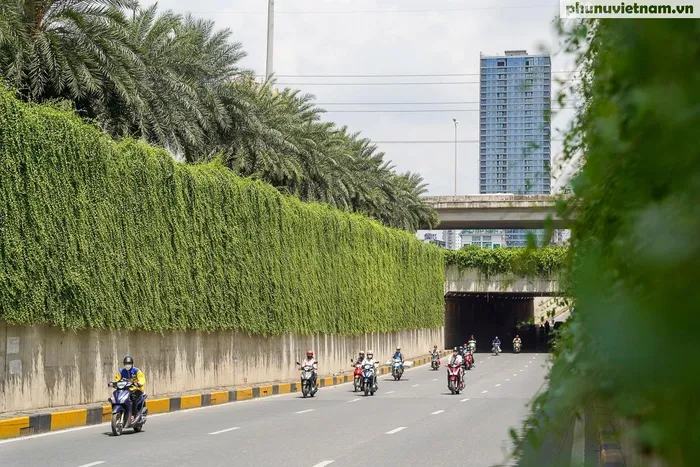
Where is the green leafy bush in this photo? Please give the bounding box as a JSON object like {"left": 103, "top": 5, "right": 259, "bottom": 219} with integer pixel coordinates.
{"left": 444, "top": 246, "right": 567, "bottom": 278}
{"left": 516, "top": 19, "right": 700, "bottom": 466}
{"left": 0, "top": 87, "right": 445, "bottom": 334}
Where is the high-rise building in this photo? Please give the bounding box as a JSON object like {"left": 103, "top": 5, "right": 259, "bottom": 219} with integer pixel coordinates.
{"left": 460, "top": 229, "right": 505, "bottom": 249}
{"left": 444, "top": 230, "right": 462, "bottom": 250}
{"left": 479, "top": 50, "right": 552, "bottom": 247}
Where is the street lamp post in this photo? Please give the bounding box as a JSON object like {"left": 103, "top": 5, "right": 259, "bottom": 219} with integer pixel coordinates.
{"left": 265, "top": 0, "right": 275, "bottom": 80}
{"left": 453, "top": 118, "right": 459, "bottom": 195}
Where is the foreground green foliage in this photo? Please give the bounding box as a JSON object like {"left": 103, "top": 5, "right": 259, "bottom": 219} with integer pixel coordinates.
{"left": 0, "top": 1, "right": 436, "bottom": 231}
{"left": 445, "top": 246, "right": 567, "bottom": 278}
{"left": 0, "top": 88, "right": 445, "bottom": 333}
{"left": 516, "top": 19, "right": 699, "bottom": 466}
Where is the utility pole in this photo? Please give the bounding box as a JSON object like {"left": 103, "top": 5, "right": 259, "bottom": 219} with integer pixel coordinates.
{"left": 453, "top": 118, "right": 459, "bottom": 195}
{"left": 265, "top": 0, "right": 275, "bottom": 80}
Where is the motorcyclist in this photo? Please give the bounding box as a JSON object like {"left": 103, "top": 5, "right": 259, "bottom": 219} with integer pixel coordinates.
{"left": 353, "top": 350, "right": 366, "bottom": 365}
{"left": 448, "top": 347, "right": 464, "bottom": 386}
{"left": 392, "top": 347, "right": 404, "bottom": 363}
{"left": 110, "top": 356, "right": 146, "bottom": 424}
{"left": 492, "top": 336, "right": 501, "bottom": 353}
{"left": 363, "top": 350, "right": 380, "bottom": 391}
{"left": 300, "top": 350, "right": 318, "bottom": 392}
{"left": 430, "top": 345, "right": 440, "bottom": 367}
{"left": 513, "top": 335, "right": 522, "bottom": 349}
{"left": 468, "top": 335, "right": 477, "bottom": 352}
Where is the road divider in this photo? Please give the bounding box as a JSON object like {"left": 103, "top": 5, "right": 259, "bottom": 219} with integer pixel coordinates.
{"left": 0, "top": 350, "right": 451, "bottom": 441}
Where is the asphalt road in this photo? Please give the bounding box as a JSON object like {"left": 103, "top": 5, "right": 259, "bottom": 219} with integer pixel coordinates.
{"left": 0, "top": 352, "right": 586, "bottom": 467}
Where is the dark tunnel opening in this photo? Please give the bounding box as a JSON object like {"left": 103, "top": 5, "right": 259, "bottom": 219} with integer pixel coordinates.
{"left": 444, "top": 293, "right": 548, "bottom": 353}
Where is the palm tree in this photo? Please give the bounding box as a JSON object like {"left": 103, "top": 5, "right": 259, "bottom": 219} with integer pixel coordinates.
{"left": 99, "top": 6, "right": 249, "bottom": 159}
{"left": 0, "top": 0, "right": 141, "bottom": 110}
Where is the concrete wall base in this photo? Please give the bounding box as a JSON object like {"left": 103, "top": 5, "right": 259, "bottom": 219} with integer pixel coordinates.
{"left": 0, "top": 321, "right": 443, "bottom": 413}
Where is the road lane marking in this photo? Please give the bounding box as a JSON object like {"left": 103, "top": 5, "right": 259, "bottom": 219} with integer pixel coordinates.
{"left": 513, "top": 373, "right": 517, "bottom": 376}
{"left": 431, "top": 410, "right": 445, "bottom": 415}
{"left": 506, "top": 379, "right": 510, "bottom": 382}
{"left": 460, "top": 398, "right": 470, "bottom": 402}
{"left": 348, "top": 398, "right": 360, "bottom": 403}
{"left": 495, "top": 384, "right": 501, "bottom": 387}
{"left": 386, "top": 427, "right": 407, "bottom": 435}
{"left": 571, "top": 415, "right": 586, "bottom": 465}
{"left": 412, "top": 384, "right": 419, "bottom": 387}
{"left": 386, "top": 391, "right": 395, "bottom": 394}
{"left": 432, "top": 378, "right": 438, "bottom": 381}
{"left": 209, "top": 426, "right": 241, "bottom": 435}
{"left": 296, "top": 409, "right": 314, "bottom": 414}
{"left": 480, "top": 361, "right": 484, "bottom": 364}
{"left": 481, "top": 390, "right": 488, "bottom": 394}
{"left": 312, "top": 461, "right": 335, "bottom": 467}
{"left": 77, "top": 463, "right": 105, "bottom": 467}
{"left": 520, "top": 370, "right": 524, "bottom": 372}
{"left": 525, "top": 365, "right": 529, "bottom": 368}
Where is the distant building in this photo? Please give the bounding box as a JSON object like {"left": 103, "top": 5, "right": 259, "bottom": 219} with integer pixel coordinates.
{"left": 444, "top": 230, "right": 462, "bottom": 250}
{"left": 460, "top": 229, "right": 506, "bottom": 249}
{"left": 479, "top": 49, "right": 552, "bottom": 247}
{"left": 423, "top": 232, "right": 446, "bottom": 248}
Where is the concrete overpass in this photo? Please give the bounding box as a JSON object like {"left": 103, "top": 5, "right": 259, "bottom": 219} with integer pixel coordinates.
{"left": 423, "top": 194, "right": 571, "bottom": 229}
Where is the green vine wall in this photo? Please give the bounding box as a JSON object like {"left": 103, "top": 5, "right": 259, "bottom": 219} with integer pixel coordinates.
{"left": 0, "top": 88, "right": 445, "bottom": 334}
{"left": 444, "top": 246, "right": 567, "bottom": 278}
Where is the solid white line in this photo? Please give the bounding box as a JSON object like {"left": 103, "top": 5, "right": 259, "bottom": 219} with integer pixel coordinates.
{"left": 312, "top": 461, "right": 335, "bottom": 467}
{"left": 481, "top": 390, "right": 488, "bottom": 394}
{"left": 348, "top": 398, "right": 360, "bottom": 403}
{"left": 208, "top": 426, "right": 240, "bottom": 435}
{"left": 412, "top": 384, "right": 419, "bottom": 387}
{"left": 495, "top": 384, "right": 501, "bottom": 387}
{"left": 431, "top": 410, "right": 445, "bottom": 415}
{"left": 571, "top": 416, "right": 586, "bottom": 465}
{"left": 385, "top": 427, "right": 407, "bottom": 435}
{"left": 77, "top": 463, "right": 105, "bottom": 467}
{"left": 386, "top": 391, "right": 395, "bottom": 394}
{"left": 460, "top": 398, "right": 470, "bottom": 402}
{"left": 296, "top": 409, "right": 314, "bottom": 414}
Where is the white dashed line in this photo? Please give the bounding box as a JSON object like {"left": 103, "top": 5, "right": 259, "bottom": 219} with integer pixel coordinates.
{"left": 520, "top": 370, "right": 524, "bottom": 372}
{"left": 495, "top": 384, "right": 501, "bottom": 387}
{"left": 431, "top": 410, "right": 445, "bottom": 415}
{"left": 481, "top": 390, "right": 488, "bottom": 394}
{"left": 348, "top": 398, "right": 360, "bottom": 403}
{"left": 513, "top": 373, "right": 517, "bottom": 376}
{"left": 460, "top": 398, "right": 470, "bottom": 402}
{"left": 296, "top": 409, "right": 314, "bottom": 414}
{"left": 77, "top": 463, "right": 105, "bottom": 467}
{"left": 312, "top": 461, "right": 335, "bottom": 467}
{"left": 412, "top": 384, "right": 419, "bottom": 387}
{"left": 208, "top": 427, "right": 240, "bottom": 435}
{"left": 432, "top": 378, "right": 438, "bottom": 381}
{"left": 506, "top": 379, "right": 510, "bottom": 382}
{"left": 386, "top": 427, "right": 407, "bottom": 435}
{"left": 386, "top": 391, "right": 395, "bottom": 394}
{"left": 525, "top": 365, "right": 529, "bottom": 368}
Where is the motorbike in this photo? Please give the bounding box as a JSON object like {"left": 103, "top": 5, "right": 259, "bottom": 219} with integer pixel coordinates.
{"left": 430, "top": 352, "right": 441, "bottom": 370}
{"left": 108, "top": 379, "right": 147, "bottom": 436}
{"left": 296, "top": 362, "right": 318, "bottom": 398}
{"left": 513, "top": 342, "right": 522, "bottom": 353}
{"left": 447, "top": 363, "right": 464, "bottom": 395}
{"left": 352, "top": 362, "right": 363, "bottom": 392}
{"left": 390, "top": 358, "right": 404, "bottom": 380}
{"left": 492, "top": 344, "right": 501, "bottom": 356}
{"left": 465, "top": 351, "right": 474, "bottom": 370}
{"left": 362, "top": 363, "right": 376, "bottom": 396}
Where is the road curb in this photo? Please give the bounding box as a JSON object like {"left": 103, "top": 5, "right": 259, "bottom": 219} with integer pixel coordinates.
{"left": 598, "top": 417, "right": 626, "bottom": 466}
{"left": 0, "top": 350, "right": 450, "bottom": 440}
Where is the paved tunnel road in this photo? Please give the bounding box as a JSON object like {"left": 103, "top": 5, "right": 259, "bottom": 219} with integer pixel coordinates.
{"left": 0, "top": 353, "right": 570, "bottom": 467}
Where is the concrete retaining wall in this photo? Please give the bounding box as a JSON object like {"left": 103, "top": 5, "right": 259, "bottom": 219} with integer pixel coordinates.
{"left": 0, "top": 321, "right": 443, "bottom": 413}
{"left": 445, "top": 266, "right": 560, "bottom": 294}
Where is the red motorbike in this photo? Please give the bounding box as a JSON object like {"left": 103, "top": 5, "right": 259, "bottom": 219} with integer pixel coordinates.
{"left": 465, "top": 352, "right": 474, "bottom": 370}
{"left": 352, "top": 362, "right": 363, "bottom": 392}
{"left": 447, "top": 363, "right": 464, "bottom": 395}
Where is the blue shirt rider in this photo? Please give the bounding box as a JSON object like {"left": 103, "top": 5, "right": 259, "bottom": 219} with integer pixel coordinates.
{"left": 492, "top": 336, "right": 501, "bottom": 348}
{"left": 392, "top": 347, "right": 404, "bottom": 362}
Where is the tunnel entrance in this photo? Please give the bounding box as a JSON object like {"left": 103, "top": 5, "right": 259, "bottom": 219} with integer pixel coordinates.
{"left": 444, "top": 292, "right": 544, "bottom": 353}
